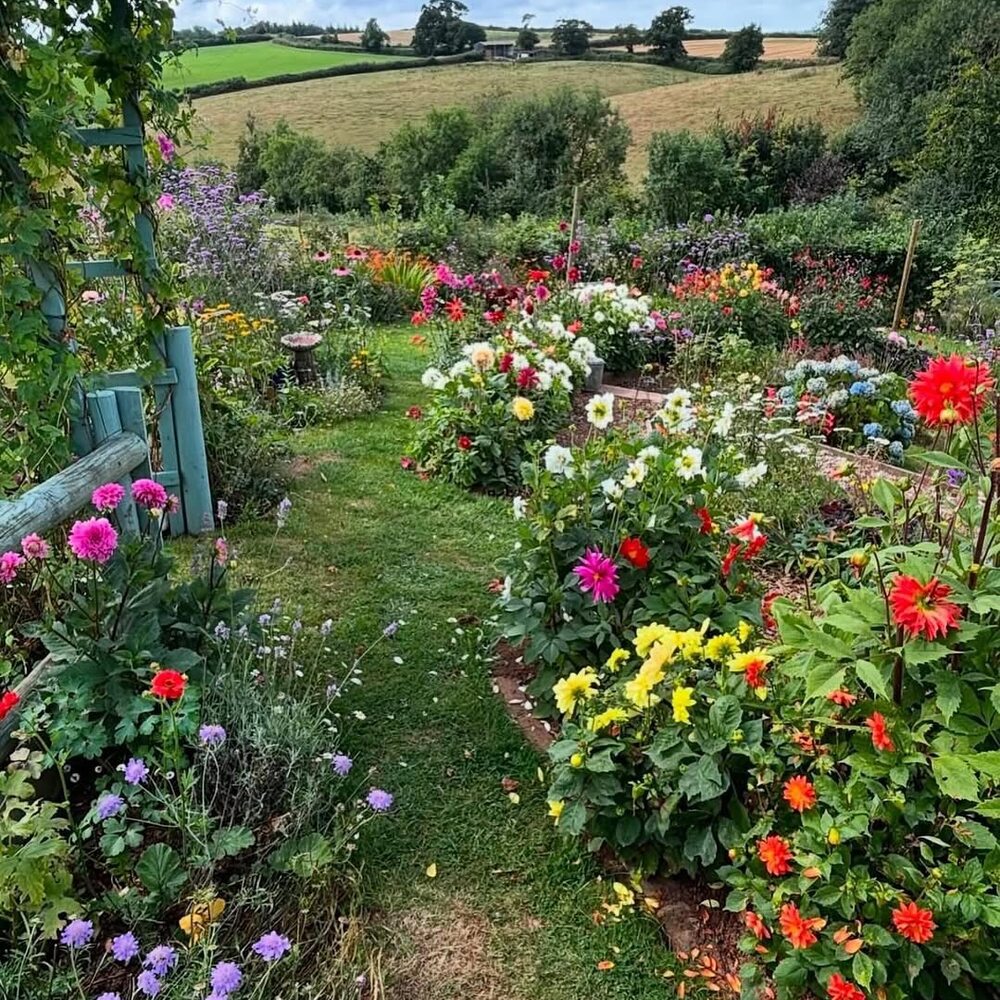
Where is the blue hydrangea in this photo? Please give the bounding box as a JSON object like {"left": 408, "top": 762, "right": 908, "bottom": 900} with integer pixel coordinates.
{"left": 891, "top": 399, "right": 914, "bottom": 417}
{"left": 863, "top": 422, "right": 883, "bottom": 438}
{"left": 887, "top": 440, "right": 904, "bottom": 460}
{"left": 826, "top": 389, "right": 849, "bottom": 409}
{"left": 899, "top": 424, "right": 914, "bottom": 441}
{"left": 777, "top": 385, "right": 795, "bottom": 403}
{"left": 806, "top": 377, "right": 828, "bottom": 394}
{"left": 849, "top": 380, "right": 876, "bottom": 398}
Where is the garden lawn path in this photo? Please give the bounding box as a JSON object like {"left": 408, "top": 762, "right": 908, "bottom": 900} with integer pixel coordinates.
{"left": 230, "top": 327, "right": 683, "bottom": 999}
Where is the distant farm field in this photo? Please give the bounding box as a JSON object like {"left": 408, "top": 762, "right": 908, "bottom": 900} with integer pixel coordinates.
{"left": 190, "top": 61, "right": 696, "bottom": 160}
{"left": 189, "top": 61, "right": 858, "bottom": 181}
{"left": 612, "top": 36, "right": 818, "bottom": 59}
{"left": 163, "top": 41, "right": 399, "bottom": 88}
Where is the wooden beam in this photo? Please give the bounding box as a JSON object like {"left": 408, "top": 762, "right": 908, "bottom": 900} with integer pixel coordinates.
{"left": 67, "top": 258, "right": 132, "bottom": 279}
{"left": 0, "top": 432, "right": 147, "bottom": 553}
{"left": 72, "top": 125, "right": 144, "bottom": 148}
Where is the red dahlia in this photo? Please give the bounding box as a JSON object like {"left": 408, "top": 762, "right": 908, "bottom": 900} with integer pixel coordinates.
{"left": 150, "top": 669, "right": 187, "bottom": 700}
{"left": 744, "top": 910, "right": 771, "bottom": 940}
{"left": 778, "top": 902, "right": 824, "bottom": 949}
{"left": 457, "top": 435, "right": 473, "bottom": 451}
{"left": 865, "top": 711, "right": 895, "bottom": 752}
{"left": 0, "top": 690, "right": 19, "bottom": 721}
{"left": 909, "top": 354, "right": 993, "bottom": 426}
{"left": 891, "top": 900, "right": 936, "bottom": 943}
{"left": 695, "top": 507, "right": 715, "bottom": 534}
{"left": 782, "top": 775, "right": 817, "bottom": 813}
{"left": 619, "top": 537, "right": 650, "bottom": 569}
{"left": 757, "top": 835, "right": 793, "bottom": 876}
{"left": 827, "top": 973, "right": 866, "bottom": 1000}
{"left": 444, "top": 298, "right": 465, "bottom": 322}
{"left": 888, "top": 574, "right": 962, "bottom": 640}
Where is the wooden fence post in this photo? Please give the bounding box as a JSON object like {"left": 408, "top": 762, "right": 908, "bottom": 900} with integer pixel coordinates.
{"left": 163, "top": 326, "right": 214, "bottom": 534}
{"left": 565, "top": 184, "right": 581, "bottom": 278}
{"left": 87, "top": 390, "right": 141, "bottom": 536}
{"left": 892, "top": 219, "right": 922, "bottom": 332}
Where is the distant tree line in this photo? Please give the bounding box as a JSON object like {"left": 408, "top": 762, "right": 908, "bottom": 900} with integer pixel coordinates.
{"left": 173, "top": 21, "right": 360, "bottom": 41}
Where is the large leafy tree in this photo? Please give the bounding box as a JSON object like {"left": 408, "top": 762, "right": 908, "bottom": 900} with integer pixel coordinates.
{"left": 645, "top": 6, "right": 692, "bottom": 63}
{"left": 609, "top": 23, "right": 644, "bottom": 53}
{"left": 550, "top": 18, "right": 593, "bottom": 56}
{"left": 359, "top": 17, "right": 390, "bottom": 52}
{"left": 817, "top": 0, "right": 874, "bottom": 58}
{"left": 722, "top": 23, "right": 764, "bottom": 71}
{"left": 412, "top": 0, "right": 469, "bottom": 55}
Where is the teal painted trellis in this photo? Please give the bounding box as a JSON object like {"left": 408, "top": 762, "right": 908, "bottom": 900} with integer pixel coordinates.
{"left": 24, "top": 0, "right": 213, "bottom": 537}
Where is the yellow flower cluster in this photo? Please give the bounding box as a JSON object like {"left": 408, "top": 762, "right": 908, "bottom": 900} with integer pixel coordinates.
{"left": 200, "top": 304, "right": 272, "bottom": 341}
{"left": 718, "top": 261, "right": 767, "bottom": 295}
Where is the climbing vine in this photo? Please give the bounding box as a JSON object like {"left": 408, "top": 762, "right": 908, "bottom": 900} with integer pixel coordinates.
{"left": 0, "top": 0, "right": 188, "bottom": 490}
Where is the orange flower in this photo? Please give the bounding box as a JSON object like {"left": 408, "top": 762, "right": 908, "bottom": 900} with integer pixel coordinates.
{"left": 778, "top": 902, "right": 824, "bottom": 949}
{"left": 783, "top": 775, "right": 817, "bottom": 813}
{"left": 827, "top": 973, "right": 866, "bottom": 1000}
{"left": 444, "top": 298, "right": 465, "bottom": 322}
{"left": 744, "top": 910, "right": 771, "bottom": 940}
{"left": 891, "top": 900, "right": 936, "bottom": 943}
{"left": 757, "top": 835, "right": 793, "bottom": 876}
{"left": 619, "top": 537, "right": 651, "bottom": 570}
{"left": 909, "top": 354, "right": 993, "bottom": 427}
{"left": 888, "top": 574, "right": 962, "bottom": 641}
{"left": 150, "top": 669, "right": 186, "bottom": 700}
{"left": 828, "top": 688, "right": 857, "bottom": 707}
{"left": 865, "top": 712, "right": 895, "bottom": 752}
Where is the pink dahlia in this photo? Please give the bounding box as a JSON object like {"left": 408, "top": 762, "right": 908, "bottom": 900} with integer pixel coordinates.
{"left": 20, "top": 533, "right": 51, "bottom": 560}
{"left": 132, "top": 478, "right": 168, "bottom": 510}
{"left": 68, "top": 517, "right": 118, "bottom": 564}
{"left": 92, "top": 482, "right": 126, "bottom": 512}
{"left": 0, "top": 551, "right": 25, "bottom": 583}
{"left": 573, "top": 548, "right": 620, "bottom": 603}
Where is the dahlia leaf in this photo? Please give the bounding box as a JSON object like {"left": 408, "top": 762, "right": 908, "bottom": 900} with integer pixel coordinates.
{"left": 932, "top": 754, "right": 979, "bottom": 801}
{"left": 932, "top": 672, "right": 962, "bottom": 725}
{"left": 805, "top": 660, "right": 846, "bottom": 701}
{"left": 855, "top": 659, "right": 890, "bottom": 702}
{"left": 911, "top": 450, "right": 971, "bottom": 472}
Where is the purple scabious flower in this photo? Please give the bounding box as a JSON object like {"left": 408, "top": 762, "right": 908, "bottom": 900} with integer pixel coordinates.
{"left": 60, "top": 918, "right": 94, "bottom": 949}
{"left": 276, "top": 496, "right": 292, "bottom": 527}
{"left": 210, "top": 961, "right": 243, "bottom": 994}
{"left": 97, "top": 994, "right": 123, "bottom": 1000}
{"left": 96, "top": 793, "right": 125, "bottom": 822}
{"left": 366, "top": 788, "right": 394, "bottom": 812}
{"left": 383, "top": 620, "right": 400, "bottom": 638}
{"left": 946, "top": 468, "right": 966, "bottom": 487}
{"left": 199, "top": 724, "right": 227, "bottom": 747}
{"left": 111, "top": 931, "right": 140, "bottom": 962}
{"left": 136, "top": 970, "right": 161, "bottom": 996}
{"left": 252, "top": 931, "right": 292, "bottom": 961}
{"left": 144, "top": 944, "right": 177, "bottom": 976}
{"left": 123, "top": 757, "right": 149, "bottom": 785}
{"left": 331, "top": 754, "right": 353, "bottom": 777}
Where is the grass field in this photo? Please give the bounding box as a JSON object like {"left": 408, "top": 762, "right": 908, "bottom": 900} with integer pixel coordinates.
{"left": 615, "top": 36, "right": 818, "bottom": 59}
{"left": 190, "top": 61, "right": 696, "bottom": 162}
{"left": 163, "top": 41, "right": 399, "bottom": 88}
{"left": 230, "top": 330, "right": 683, "bottom": 999}
{"left": 189, "top": 60, "right": 857, "bottom": 180}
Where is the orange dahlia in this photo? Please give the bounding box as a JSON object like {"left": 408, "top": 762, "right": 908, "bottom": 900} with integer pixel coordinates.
{"left": 619, "top": 536, "right": 651, "bottom": 570}
{"left": 891, "top": 900, "right": 936, "bottom": 943}
{"left": 865, "top": 712, "right": 895, "bottom": 752}
{"left": 909, "top": 354, "right": 993, "bottom": 427}
{"left": 757, "top": 835, "right": 793, "bottom": 876}
{"left": 827, "top": 973, "right": 866, "bottom": 1000}
{"left": 744, "top": 910, "right": 771, "bottom": 940}
{"left": 783, "top": 775, "right": 817, "bottom": 813}
{"left": 828, "top": 688, "right": 857, "bottom": 707}
{"left": 778, "top": 902, "right": 824, "bottom": 949}
{"left": 888, "top": 574, "right": 962, "bottom": 641}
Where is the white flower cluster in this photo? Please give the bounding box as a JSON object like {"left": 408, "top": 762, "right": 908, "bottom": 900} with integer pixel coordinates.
{"left": 571, "top": 281, "right": 659, "bottom": 339}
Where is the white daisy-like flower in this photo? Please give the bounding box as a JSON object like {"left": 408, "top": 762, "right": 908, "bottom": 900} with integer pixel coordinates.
{"left": 659, "top": 405, "right": 696, "bottom": 433}
{"left": 512, "top": 496, "right": 527, "bottom": 519}
{"left": 638, "top": 445, "right": 661, "bottom": 462}
{"left": 421, "top": 367, "right": 447, "bottom": 390}
{"left": 585, "top": 392, "right": 616, "bottom": 430}
{"left": 664, "top": 388, "right": 693, "bottom": 410}
{"left": 735, "top": 461, "right": 768, "bottom": 489}
{"left": 712, "top": 402, "right": 736, "bottom": 438}
{"left": 463, "top": 341, "right": 496, "bottom": 370}
{"left": 621, "top": 459, "right": 647, "bottom": 489}
{"left": 543, "top": 445, "right": 575, "bottom": 478}
{"left": 675, "top": 446, "right": 704, "bottom": 481}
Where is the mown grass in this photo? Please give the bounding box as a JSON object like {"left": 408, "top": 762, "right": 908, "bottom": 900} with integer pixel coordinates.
{"left": 188, "top": 60, "right": 696, "bottom": 163}
{"left": 228, "top": 327, "right": 681, "bottom": 999}
{"left": 188, "top": 60, "right": 857, "bottom": 182}
{"left": 163, "top": 41, "right": 400, "bottom": 89}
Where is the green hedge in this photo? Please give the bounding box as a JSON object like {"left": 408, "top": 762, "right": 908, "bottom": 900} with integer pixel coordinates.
{"left": 271, "top": 35, "right": 420, "bottom": 57}
{"left": 172, "top": 33, "right": 272, "bottom": 48}
{"left": 184, "top": 50, "right": 485, "bottom": 98}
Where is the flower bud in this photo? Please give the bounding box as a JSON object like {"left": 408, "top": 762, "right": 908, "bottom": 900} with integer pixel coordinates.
{"left": 570, "top": 752, "right": 585, "bottom": 768}
{"left": 827, "top": 827, "right": 841, "bottom": 845}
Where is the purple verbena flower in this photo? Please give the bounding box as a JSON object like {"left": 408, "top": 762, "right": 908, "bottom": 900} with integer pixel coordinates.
{"left": 366, "top": 788, "right": 394, "bottom": 812}
{"left": 111, "top": 931, "right": 140, "bottom": 962}
{"left": 252, "top": 931, "right": 292, "bottom": 961}
{"left": 946, "top": 468, "right": 966, "bottom": 487}
{"left": 210, "top": 961, "right": 243, "bottom": 994}
{"left": 60, "top": 919, "right": 93, "bottom": 949}
{"left": 123, "top": 757, "right": 149, "bottom": 785}
{"left": 96, "top": 793, "right": 125, "bottom": 822}
{"left": 199, "top": 724, "right": 227, "bottom": 747}
{"left": 331, "top": 754, "right": 353, "bottom": 777}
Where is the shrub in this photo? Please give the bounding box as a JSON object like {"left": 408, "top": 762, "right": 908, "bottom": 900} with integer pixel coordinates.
{"left": 722, "top": 23, "right": 765, "bottom": 72}
{"left": 645, "top": 131, "right": 741, "bottom": 223}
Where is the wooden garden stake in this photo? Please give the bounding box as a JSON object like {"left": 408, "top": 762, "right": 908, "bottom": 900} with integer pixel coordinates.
{"left": 565, "top": 184, "right": 581, "bottom": 278}
{"left": 891, "top": 219, "right": 922, "bottom": 331}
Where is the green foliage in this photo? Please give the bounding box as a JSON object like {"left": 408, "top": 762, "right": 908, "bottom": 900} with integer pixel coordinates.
{"left": 516, "top": 26, "right": 540, "bottom": 50}
{"left": 722, "top": 24, "right": 765, "bottom": 72}
{"left": 412, "top": 0, "right": 477, "bottom": 55}
{"left": 817, "top": 0, "right": 875, "bottom": 58}
{"left": 359, "top": 17, "right": 390, "bottom": 52}
{"left": 550, "top": 18, "right": 594, "bottom": 56}
{"left": 609, "top": 24, "right": 644, "bottom": 53}
{"left": 644, "top": 131, "right": 739, "bottom": 223}
{"left": 929, "top": 233, "right": 1000, "bottom": 336}
{"left": 645, "top": 6, "right": 692, "bottom": 63}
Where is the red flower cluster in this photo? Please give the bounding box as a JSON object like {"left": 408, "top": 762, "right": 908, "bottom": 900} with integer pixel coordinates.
{"left": 744, "top": 911, "right": 771, "bottom": 940}
{"left": 909, "top": 354, "right": 993, "bottom": 427}
{"left": 150, "top": 669, "right": 186, "bottom": 700}
{"left": 406, "top": 406, "right": 422, "bottom": 420}
{"left": 778, "top": 902, "right": 824, "bottom": 949}
{"left": 827, "top": 973, "right": 866, "bottom": 1000}
{"left": 694, "top": 506, "right": 715, "bottom": 535}
{"left": 722, "top": 516, "right": 767, "bottom": 575}
{"left": 782, "top": 775, "right": 817, "bottom": 813}
{"left": 0, "top": 690, "right": 19, "bottom": 721}
{"left": 619, "top": 537, "right": 650, "bottom": 569}
{"left": 827, "top": 688, "right": 857, "bottom": 707}
{"left": 865, "top": 711, "right": 895, "bottom": 752}
{"left": 457, "top": 435, "right": 473, "bottom": 451}
{"left": 757, "top": 835, "right": 793, "bottom": 875}
{"left": 888, "top": 574, "right": 962, "bottom": 641}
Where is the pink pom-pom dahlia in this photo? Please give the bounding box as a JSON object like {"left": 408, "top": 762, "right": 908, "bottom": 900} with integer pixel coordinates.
{"left": 92, "top": 482, "right": 125, "bottom": 512}
{"left": 68, "top": 517, "right": 118, "bottom": 564}
{"left": 20, "top": 533, "right": 50, "bottom": 560}
{"left": 132, "top": 478, "right": 168, "bottom": 510}
{"left": 0, "top": 551, "right": 25, "bottom": 583}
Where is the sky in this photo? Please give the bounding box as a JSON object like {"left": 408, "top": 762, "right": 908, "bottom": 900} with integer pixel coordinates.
{"left": 173, "top": 0, "right": 828, "bottom": 33}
